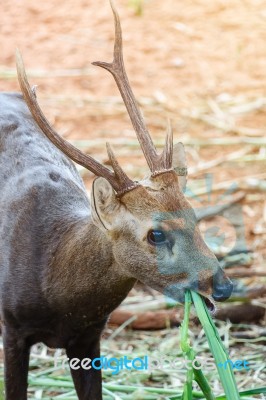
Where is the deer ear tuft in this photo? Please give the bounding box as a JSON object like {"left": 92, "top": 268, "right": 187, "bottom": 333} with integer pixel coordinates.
{"left": 91, "top": 177, "right": 121, "bottom": 231}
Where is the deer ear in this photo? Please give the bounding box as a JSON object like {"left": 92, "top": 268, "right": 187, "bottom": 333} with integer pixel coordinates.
{"left": 91, "top": 177, "right": 122, "bottom": 231}
{"left": 172, "top": 142, "right": 187, "bottom": 192}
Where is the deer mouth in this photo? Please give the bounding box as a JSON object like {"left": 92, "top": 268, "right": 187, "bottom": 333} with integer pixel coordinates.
{"left": 203, "top": 296, "right": 216, "bottom": 314}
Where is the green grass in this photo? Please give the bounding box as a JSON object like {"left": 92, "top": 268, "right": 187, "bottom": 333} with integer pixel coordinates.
{"left": 0, "top": 291, "right": 265, "bottom": 399}
{"left": 189, "top": 291, "right": 240, "bottom": 399}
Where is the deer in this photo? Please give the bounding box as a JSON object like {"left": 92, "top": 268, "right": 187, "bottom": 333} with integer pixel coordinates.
{"left": 0, "top": 1, "right": 233, "bottom": 399}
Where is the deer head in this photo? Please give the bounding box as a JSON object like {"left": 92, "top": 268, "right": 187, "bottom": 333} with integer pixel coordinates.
{"left": 16, "top": 0, "right": 233, "bottom": 308}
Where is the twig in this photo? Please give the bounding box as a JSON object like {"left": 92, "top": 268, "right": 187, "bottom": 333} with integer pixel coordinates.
{"left": 226, "top": 267, "right": 266, "bottom": 278}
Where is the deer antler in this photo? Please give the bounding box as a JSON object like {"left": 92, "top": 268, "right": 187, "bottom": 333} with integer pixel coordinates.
{"left": 16, "top": 50, "right": 137, "bottom": 196}
{"left": 92, "top": 0, "right": 173, "bottom": 176}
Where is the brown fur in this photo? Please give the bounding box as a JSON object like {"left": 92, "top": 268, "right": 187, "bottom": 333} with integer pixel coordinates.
{"left": 0, "top": 92, "right": 232, "bottom": 400}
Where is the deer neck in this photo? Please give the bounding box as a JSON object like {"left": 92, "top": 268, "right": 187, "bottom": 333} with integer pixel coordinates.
{"left": 46, "top": 214, "right": 136, "bottom": 319}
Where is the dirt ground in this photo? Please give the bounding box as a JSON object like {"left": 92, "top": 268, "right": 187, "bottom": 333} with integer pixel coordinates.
{"left": 1, "top": 0, "right": 266, "bottom": 268}
{"left": 1, "top": 0, "right": 266, "bottom": 397}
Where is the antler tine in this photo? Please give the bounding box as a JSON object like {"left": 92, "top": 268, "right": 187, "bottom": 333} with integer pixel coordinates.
{"left": 160, "top": 119, "right": 173, "bottom": 170}
{"left": 16, "top": 49, "right": 136, "bottom": 195}
{"left": 93, "top": 0, "right": 163, "bottom": 175}
{"left": 106, "top": 143, "right": 138, "bottom": 194}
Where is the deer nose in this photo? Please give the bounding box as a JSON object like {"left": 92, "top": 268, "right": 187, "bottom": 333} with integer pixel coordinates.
{"left": 212, "top": 270, "right": 233, "bottom": 302}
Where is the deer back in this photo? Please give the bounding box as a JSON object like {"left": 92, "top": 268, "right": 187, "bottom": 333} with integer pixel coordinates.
{"left": 0, "top": 93, "right": 91, "bottom": 324}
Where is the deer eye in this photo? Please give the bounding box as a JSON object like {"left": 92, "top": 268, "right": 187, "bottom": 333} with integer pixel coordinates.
{"left": 147, "top": 230, "right": 167, "bottom": 246}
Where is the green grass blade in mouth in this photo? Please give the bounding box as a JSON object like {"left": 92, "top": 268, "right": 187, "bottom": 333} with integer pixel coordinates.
{"left": 180, "top": 291, "right": 193, "bottom": 400}
{"left": 190, "top": 291, "right": 240, "bottom": 400}
{"left": 180, "top": 291, "right": 215, "bottom": 400}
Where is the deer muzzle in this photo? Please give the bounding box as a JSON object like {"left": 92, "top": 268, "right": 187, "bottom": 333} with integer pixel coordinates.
{"left": 211, "top": 269, "right": 233, "bottom": 302}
